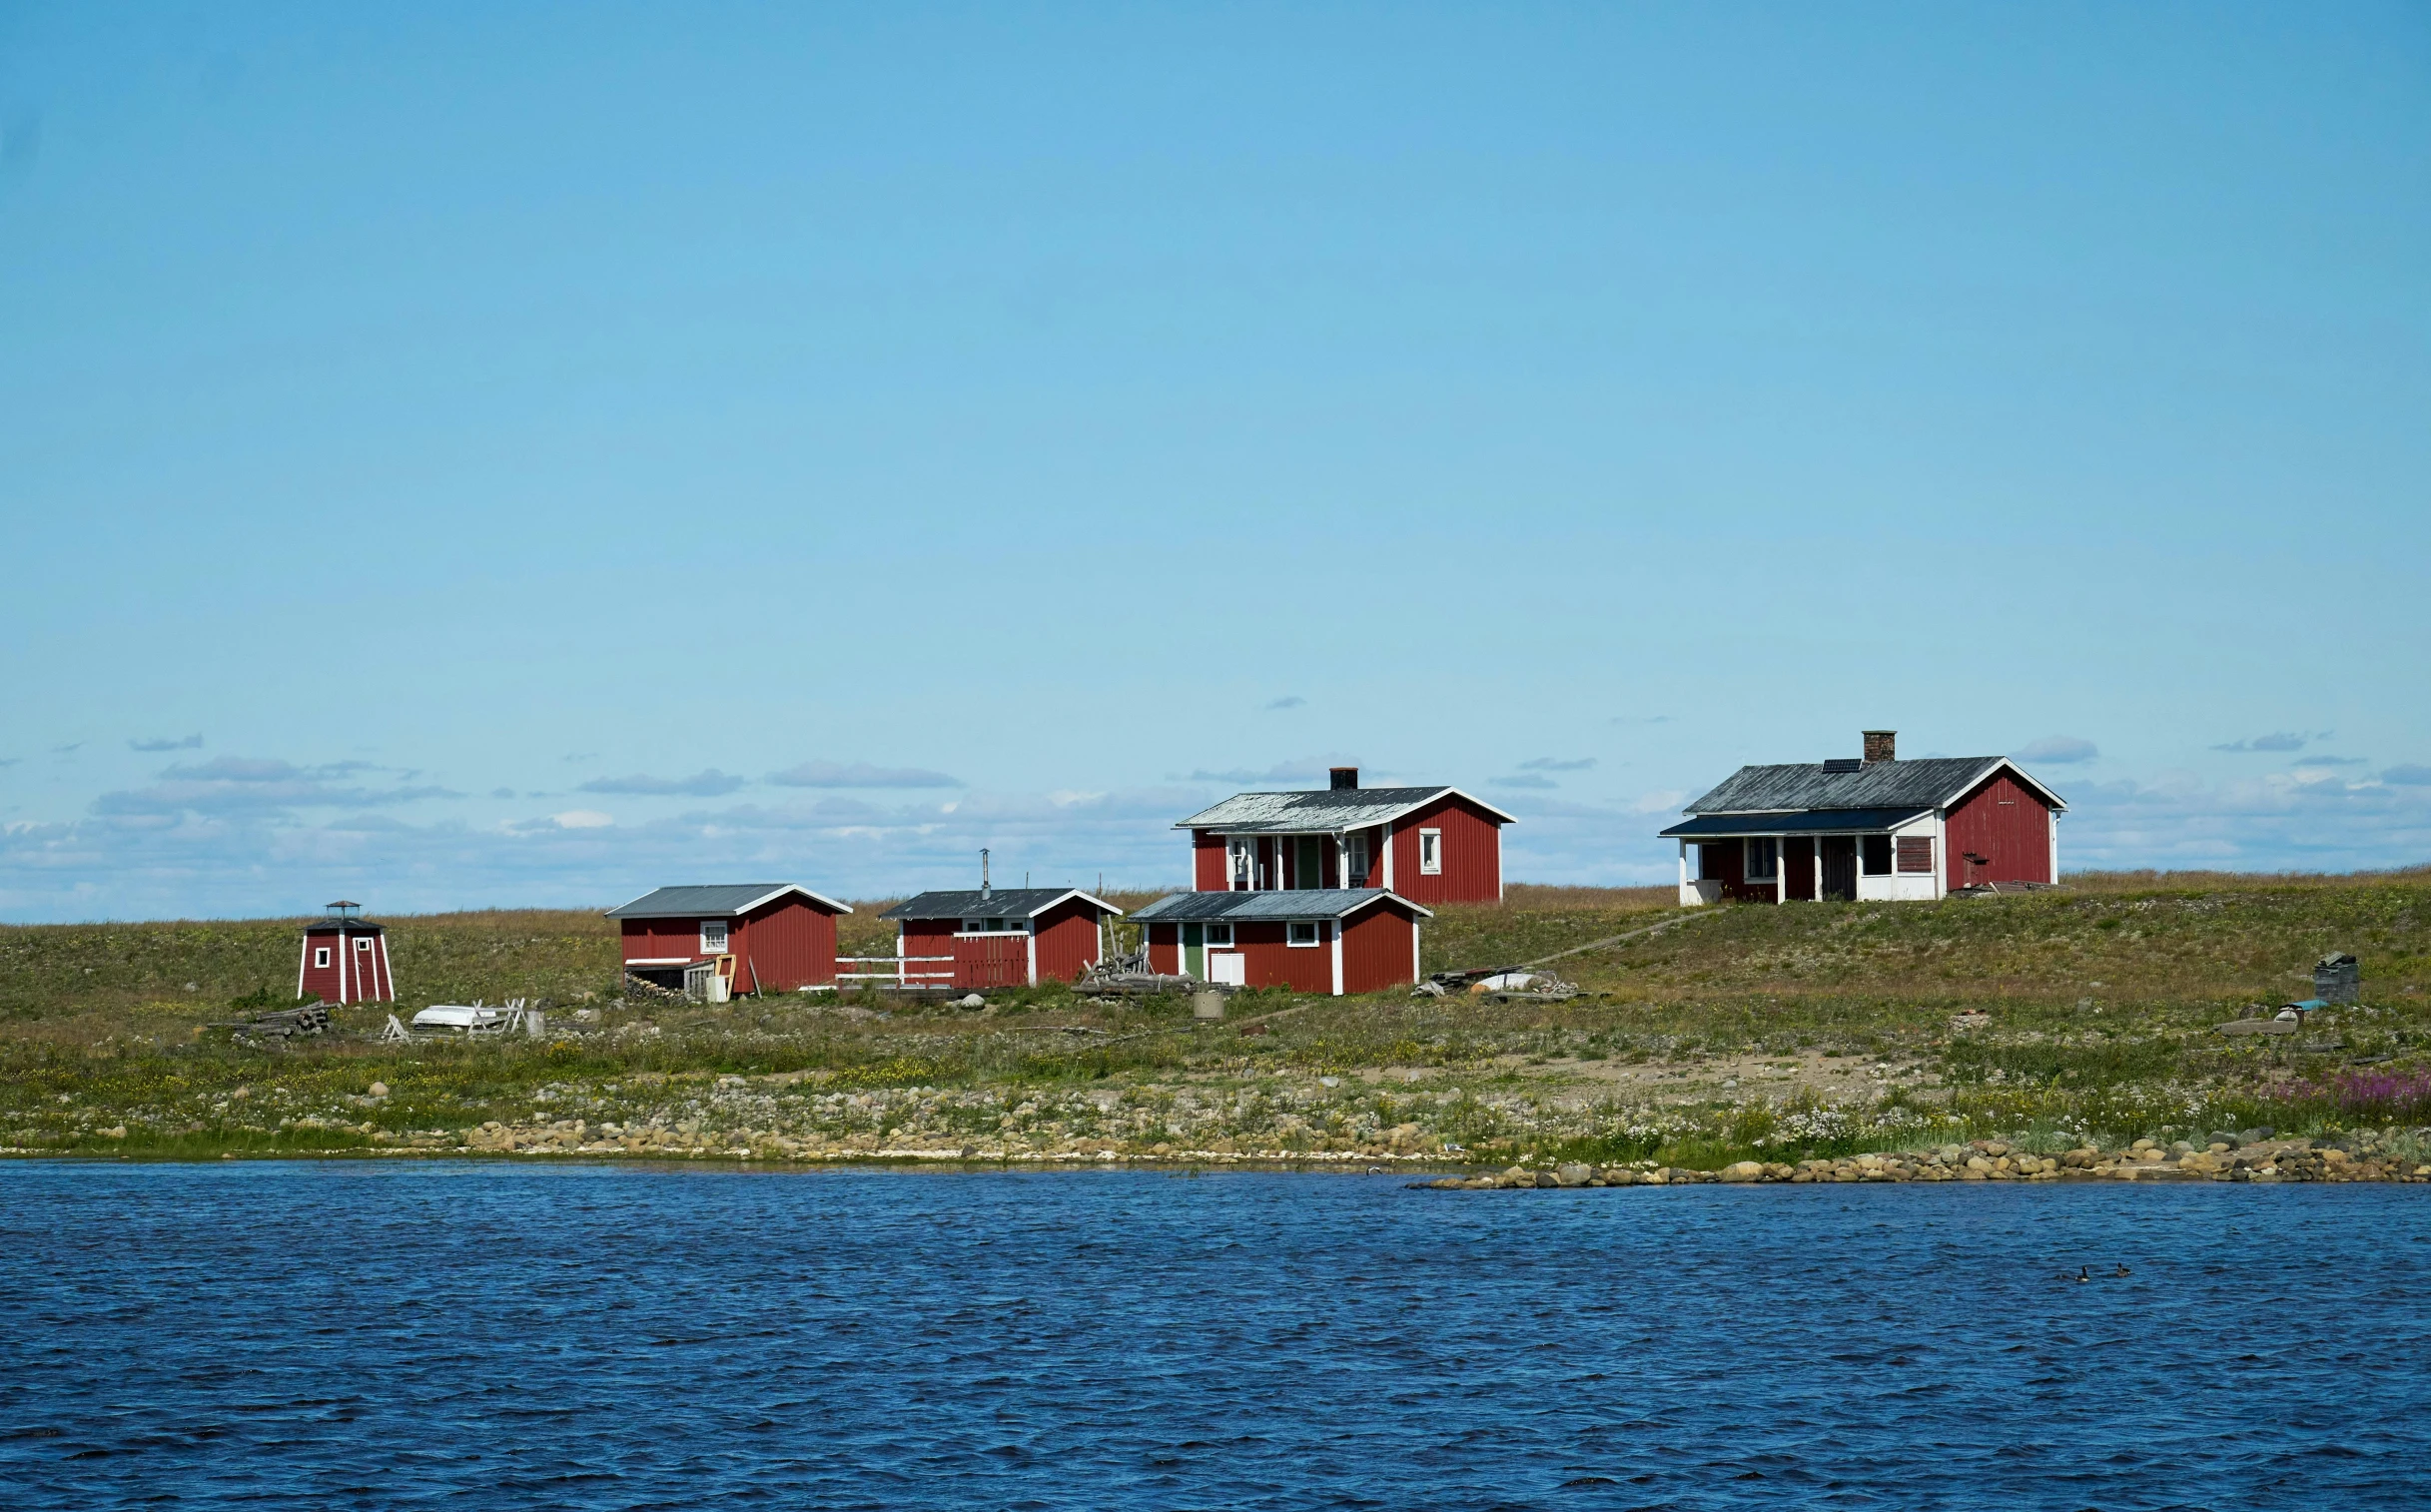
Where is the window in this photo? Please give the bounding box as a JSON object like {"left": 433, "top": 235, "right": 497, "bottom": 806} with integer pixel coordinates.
{"left": 700, "top": 920, "right": 729, "bottom": 954}
{"left": 1229, "top": 839, "right": 1251, "bottom": 890}
{"left": 314, "top": 947, "right": 331, "bottom": 969}
{"left": 1286, "top": 921, "right": 1322, "bottom": 947}
{"left": 1861, "top": 835, "right": 1893, "bottom": 876}
{"left": 1345, "top": 834, "right": 1369, "bottom": 887}
{"left": 1418, "top": 829, "right": 1442, "bottom": 875}
{"left": 356, "top": 937, "right": 374, "bottom": 951}
{"left": 1896, "top": 836, "right": 1936, "bottom": 874}
{"left": 1745, "top": 838, "right": 1779, "bottom": 881}
{"left": 1207, "top": 925, "right": 1233, "bottom": 948}
{"left": 962, "top": 919, "right": 981, "bottom": 934}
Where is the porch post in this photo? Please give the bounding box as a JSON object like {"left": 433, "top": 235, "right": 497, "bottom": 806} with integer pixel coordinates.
{"left": 1677, "top": 840, "right": 1688, "bottom": 905}
{"left": 1815, "top": 837, "right": 1824, "bottom": 902}
{"left": 1774, "top": 837, "right": 1785, "bottom": 905}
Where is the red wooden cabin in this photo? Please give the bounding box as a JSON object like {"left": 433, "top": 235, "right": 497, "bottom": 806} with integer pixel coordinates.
{"left": 604, "top": 883, "right": 852, "bottom": 993}
{"left": 1661, "top": 731, "right": 2065, "bottom": 905}
{"left": 297, "top": 901, "right": 395, "bottom": 1005}
{"left": 878, "top": 887, "right": 1123, "bottom": 991}
{"left": 1175, "top": 767, "right": 1514, "bottom": 907}
{"left": 1131, "top": 889, "right": 1429, "bottom": 996}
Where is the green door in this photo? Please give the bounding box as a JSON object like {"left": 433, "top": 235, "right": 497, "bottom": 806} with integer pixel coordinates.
{"left": 1295, "top": 836, "right": 1322, "bottom": 890}
{"left": 1183, "top": 923, "right": 1205, "bottom": 978}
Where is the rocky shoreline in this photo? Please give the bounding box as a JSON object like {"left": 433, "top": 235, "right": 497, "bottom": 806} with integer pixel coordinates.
{"left": 1422, "top": 1133, "right": 2431, "bottom": 1188}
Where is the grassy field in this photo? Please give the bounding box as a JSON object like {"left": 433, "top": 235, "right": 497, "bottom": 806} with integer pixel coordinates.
{"left": 4, "top": 869, "right": 2427, "bottom": 1169}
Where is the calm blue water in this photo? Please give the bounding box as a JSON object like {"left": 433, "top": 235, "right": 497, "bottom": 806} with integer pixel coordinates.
{"left": 4, "top": 1162, "right": 2429, "bottom": 1510}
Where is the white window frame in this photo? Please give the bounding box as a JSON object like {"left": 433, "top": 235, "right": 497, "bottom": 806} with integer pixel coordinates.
{"left": 1286, "top": 921, "right": 1323, "bottom": 948}
{"left": 1228, "top": 838, "right": 1252, "bottom": 890}
{"left": 356, "top": 936, "right": 375, "bottom": 952}
{"left": 700, "top": 919, "right": 729, "bottom": 955}
{"left": 314, "top": 946, "right": 331, "bottom": 969}
{"left": 1345, "top": 833, "right": 1369, "bottom": 888}
{"left": 1207, "top": 924, "right": 1233, "bottom": 948}
{"left": 1418, "top": 829, "right": 1442, "bottom": 875}
{"left": 1745, "top": 838, "right": 1779, "bottom": 882}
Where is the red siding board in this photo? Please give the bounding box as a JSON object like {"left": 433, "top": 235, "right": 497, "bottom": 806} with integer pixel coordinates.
{"left": 1386, "top": 796, "right": 1504, "bottom": 905}
{"left": 1945, "top": 773, "right": 2057, "bottom": 890}
{"left": 1340, "top": 905, "right": 1418, "bottom": 993}
{"left": 1193, "top": 830, "right": 1226, "bottom": 891}
{"left": 1032, "top": 899, "right": 1105, "bottom": 983}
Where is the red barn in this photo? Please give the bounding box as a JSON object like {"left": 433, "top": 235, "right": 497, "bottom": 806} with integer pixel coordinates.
{"left": 605, "top": 883, "right": 852, "bottom": 993}
{"left": 1660, "top": 730, "right": 2065, "bottom": 905}
{"left": 297, "top": 901, "right": 395, "bottom": 1005}
{"left": 1132, "top": 889, "right": 1430, "bottom": 996}
{"left": 1175, "top": 767, "right": 1514, "bottom": 907}
{"left": 877, "top": 887, "right": 1123, "bottom": 991}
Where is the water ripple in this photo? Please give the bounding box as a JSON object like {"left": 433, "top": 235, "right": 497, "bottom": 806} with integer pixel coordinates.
{"left": 2, "top": 1162, "right": 2428, "bottom": 1509}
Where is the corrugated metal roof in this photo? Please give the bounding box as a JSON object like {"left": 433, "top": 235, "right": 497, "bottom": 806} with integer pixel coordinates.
{"left": 1659, "top": 807, "right": 1931, "bottom": 838}
{"left": 1175, "top": 786, "right": 1516, "bottom": 833}
{"left": 1129, "top": 888, "right": 1432, "bottom": 922}
{"left": 1685, "top": 757, "right": 2063, "bottom": 814}
{"left": 878, "top": 888, "right": 1121, "bottom": 921}
{"left": 604, "top": 884, "right": 852, "bottom": 919}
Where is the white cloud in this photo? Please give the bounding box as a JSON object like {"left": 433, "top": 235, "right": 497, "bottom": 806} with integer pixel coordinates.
{"left": 578, "top": 769, "right": 746, "bottom": 797}
{"left": 550, "top": 810, "right": 614, "bottom": 830}
{"left": 764, "top": 761, "right": 962, "bottom": 789}
{"left": 2014, "top": 736, "right": 2098, "bottom": 764}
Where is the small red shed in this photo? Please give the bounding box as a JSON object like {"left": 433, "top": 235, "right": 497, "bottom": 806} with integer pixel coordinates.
{"left": 1175, "top": 767, "right": 1514, "bottom": 907}
{"left": 604, "top": 883, "right": 852, "bottom": 994}
{"left": 297, "top": 901, "right": 395, "bottom": 1005}
{"left": 877, "top": 887, "right": 1124, "bottom": 991}
{"left": 1131, "top": 889, "right": 1430, "bottom": 996}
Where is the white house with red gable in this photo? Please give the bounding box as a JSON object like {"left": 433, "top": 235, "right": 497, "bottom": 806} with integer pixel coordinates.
{"left": 1175, "top": 766, "right": 1515, "bottom": 907}
{"left": 1662, "top": 731, "right": 2065, "bottom": 905}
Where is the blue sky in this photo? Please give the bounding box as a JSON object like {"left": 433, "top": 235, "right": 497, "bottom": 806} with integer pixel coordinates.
{"left": 2, "top": 3, "right": 2427, "bottom": 921}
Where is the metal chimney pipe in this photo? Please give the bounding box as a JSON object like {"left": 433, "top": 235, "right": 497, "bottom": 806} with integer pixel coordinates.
{"left": 980, "top": 848, "right": 991, "bottom": 900}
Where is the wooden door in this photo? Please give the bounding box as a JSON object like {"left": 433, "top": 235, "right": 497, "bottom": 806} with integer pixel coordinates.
{"left": 1820, "top": 837, "right": 1858, "bottom": 902}
{"left": 1183, "top": 924, "right": 1205, "bottom": 979}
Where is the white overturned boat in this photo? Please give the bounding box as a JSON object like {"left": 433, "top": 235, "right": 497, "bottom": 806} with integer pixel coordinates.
{"left": 401, "top": 999, "right": 544, "bottom": 1038}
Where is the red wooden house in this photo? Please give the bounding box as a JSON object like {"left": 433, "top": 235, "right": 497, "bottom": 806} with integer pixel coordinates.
{"left": 1132, "top": 889, "right": 1429, "bottom": 996}
{"left": 878, "top": 887, "right": 1124, "bottom": 991}
{"left": 605, "top": 883, "right": 852, "bottom": 993}
{"left": 1661, "top": 731, "right": 2065, "bottom": 905}
{"left": 297, "top": 901, "right": 395, "bottom": 1005}
{"left": 1175, "top": 767, "right": 1514, "bottom": 906}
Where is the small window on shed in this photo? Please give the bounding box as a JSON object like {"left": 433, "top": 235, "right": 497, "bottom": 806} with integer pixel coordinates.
{"left": 1418, "top": 829, "right": 1442, "bottom": 875}
{"left": 356, "top": 936, "right": 374, "bottom": 951}
{"left": 1896, "top": 836, "right": 1936, "bottom": 874}
{"left": 1861, "top": 836, "right": 1893, "bottom": 876}
{"left": 1287, "top": 921, "right": 1321, "bottom": 947}
{"left": 962, "top": 919, "right": 982, "bottom": 934}
{"left": 314, "top": 947, "right": 331, "bottom": 969}
{"left": 700, "top": 920, "right": 729, "bottom": 954}
{"left": 1207, "top": 925, "right": 1233, "bottom": 948}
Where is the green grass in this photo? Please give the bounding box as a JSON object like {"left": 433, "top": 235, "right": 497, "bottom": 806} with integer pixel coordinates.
{"left": 4, "top": 868, "right": 2428, "bottom": 1165}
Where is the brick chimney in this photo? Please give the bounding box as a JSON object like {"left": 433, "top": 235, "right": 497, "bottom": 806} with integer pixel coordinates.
{"left": 1863, "top": 730, "right": 1897, "bottom": 765}
{"left": 1329, "top": 766, "right": 1359, "bottom": 791}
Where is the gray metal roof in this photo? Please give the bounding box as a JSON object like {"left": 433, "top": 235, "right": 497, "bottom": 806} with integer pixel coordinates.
{"left": 1175, "top": 785, "right": 1517, "bottom": 833}
{"left": 1660, "top": 807, "right": 1931, "bottom": 838}
{"left": 604, "top": 884, "right": 852, "bottom": 919}
{"left": 1683, "top": 757, "right": 2063, "bottom": 815}
{"left": 878, "top": 888, "right": 1121, "bottom": 921}
{"left": 1130, "top": 888, "right": 1432, "bottom": 923}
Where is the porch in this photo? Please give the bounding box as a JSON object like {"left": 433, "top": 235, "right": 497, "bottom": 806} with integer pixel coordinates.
{"left": 1662, "top": 808, "right": 1944, "bottom": 906}
{"left": 1215, "top": 827, "right": 1384, "bottom": 892}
